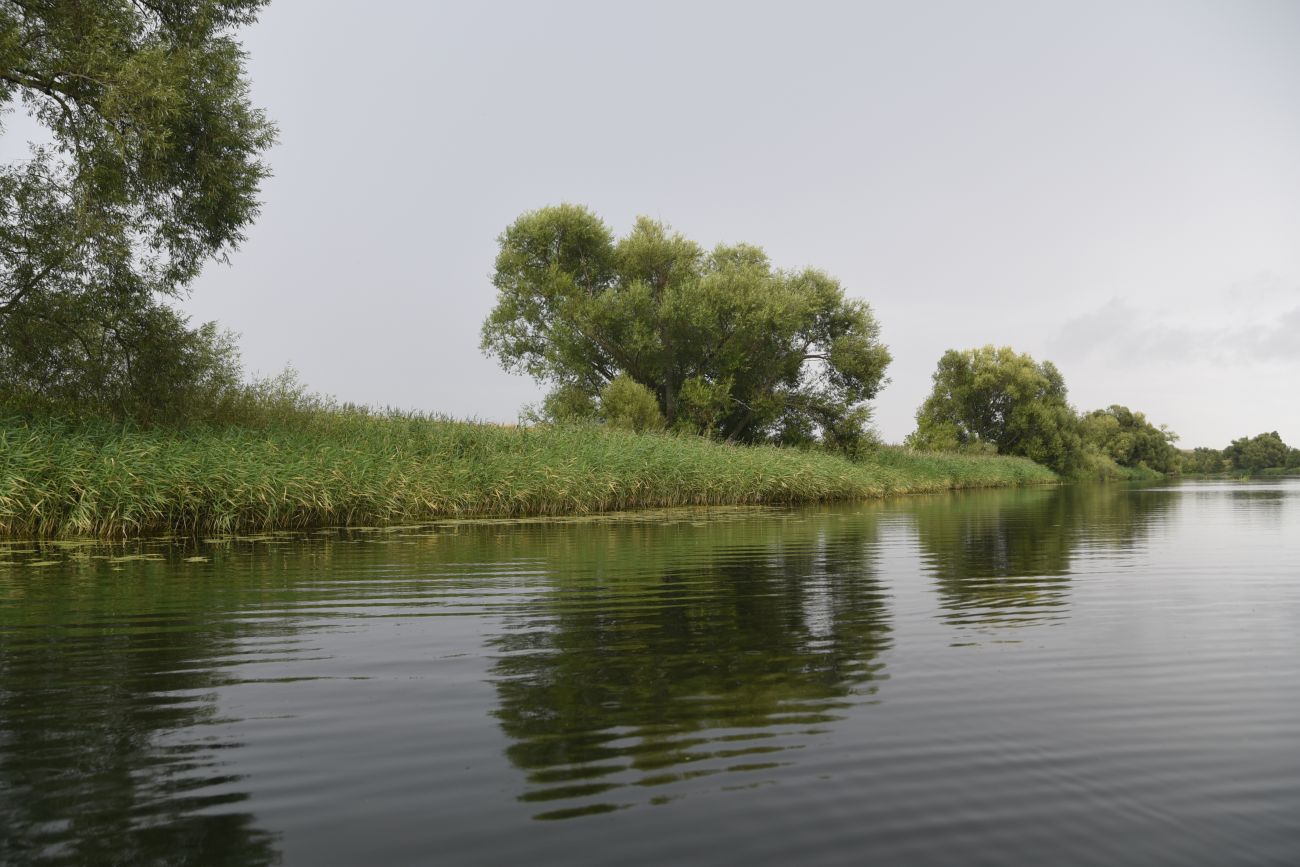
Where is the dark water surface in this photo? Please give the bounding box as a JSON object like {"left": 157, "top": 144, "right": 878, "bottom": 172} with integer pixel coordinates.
{"left": 2, "top": 480, "right": 1299, "bottom": 865}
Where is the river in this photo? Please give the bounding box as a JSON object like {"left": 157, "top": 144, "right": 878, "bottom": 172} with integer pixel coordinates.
{"left": 2, "top": 480, "right": 1298, "bottom": 865}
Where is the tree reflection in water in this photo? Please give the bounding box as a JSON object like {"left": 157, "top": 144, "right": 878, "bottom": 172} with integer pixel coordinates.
{"left": 482, "top": 512, "right": 892, "bottom": 820}
{"left": 907, "top": 485, "right": 1173, "bottom": 633}
{"left": 0, "top": 553, "right": 280, "bottom": 866}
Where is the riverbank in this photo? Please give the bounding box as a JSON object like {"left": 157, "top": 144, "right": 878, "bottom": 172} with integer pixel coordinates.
{"left": 1180, "top": 469, "right": 1300, "bottom": 480}
{"left": 1078, "top": 452, "right": 1166, "bottom": 482}
{"left": 0, "top": 415, "right": 1057, "bottom": 538}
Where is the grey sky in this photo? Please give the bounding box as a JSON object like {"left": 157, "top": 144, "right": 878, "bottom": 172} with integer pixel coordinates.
{"left": 180, "top": 0, "right": 1300, "bottom": 447}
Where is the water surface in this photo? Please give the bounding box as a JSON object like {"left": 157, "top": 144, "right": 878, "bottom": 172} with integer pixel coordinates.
{"left": 2, "top": 480, "right": 1299, "bottom": 865}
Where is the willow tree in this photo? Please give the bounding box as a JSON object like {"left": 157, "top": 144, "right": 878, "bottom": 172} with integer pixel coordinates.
{"left": 482, "top": 205, "right": 891, "bottom": 451}
{"left": 0, "top": 1, "right": 275, "bottom": 420}
{"left": 1079, "top": 404, "right": 1179, "bottom": 474}
{"left": 908, "top": 345, "right": 1083, "bottom": 475}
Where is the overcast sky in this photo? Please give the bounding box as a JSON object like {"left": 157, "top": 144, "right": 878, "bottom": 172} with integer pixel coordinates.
{"left": 180, "top": 0, "right": 1300, "bottom": 447}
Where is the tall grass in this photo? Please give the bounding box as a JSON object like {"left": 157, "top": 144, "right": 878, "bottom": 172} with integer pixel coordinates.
{"left": 0, "top": 412, "right": 1057, "bottom": 538}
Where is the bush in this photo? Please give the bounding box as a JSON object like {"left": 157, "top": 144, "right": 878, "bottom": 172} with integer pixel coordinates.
{"left": 0, "top": 301, "right": 245, "bottom": 426}
{"left": 599, "top": 375, "right": 664, "bottom": 432}
{"left": 540, "top": 383, "right": 598, "bottom": 423}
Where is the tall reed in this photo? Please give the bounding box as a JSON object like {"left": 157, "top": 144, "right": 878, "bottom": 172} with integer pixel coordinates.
{"left": 0, "top": 413, "right": 1057, "bottom": 538}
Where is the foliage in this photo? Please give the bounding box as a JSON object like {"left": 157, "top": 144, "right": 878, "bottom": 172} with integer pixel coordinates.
{"left": 1180, "top": 446, "right": 1227, "bottom": 475}
{"left": 201, "top": 366, "right": 343, "bottom": 428}
{"left": 907, "top": 345, "right": 1083, "bottom": 475}
{"left": 1076, "top": 448, "right": 1164, "bottom": 481}
{"left": 0, "top": 301, "right": 244, "bottom": 424}
{"left": 1079, "top": 405, "right": 1179, "bottom": 474}
{"left": 537, "top": 382, "right": 596, "bottom": 423}
{"left": 1179, "top": 435, "right": 1300, "bottom": 476}
{"left": 598, "top": 374, "right": 663, "bottom": 432}
{"left": 481, "top": 205, "right": 891, "bottom": 453}
{"left": 0, "top": 414, "right": 1055, "bottom": 538}
{"left": 0, "top": 1, "right": 274, "bottom": 421}
{"left": 1223, "top": 431, "right": 1296, "bottom": 473}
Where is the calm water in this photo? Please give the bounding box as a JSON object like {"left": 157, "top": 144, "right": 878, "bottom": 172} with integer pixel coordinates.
{"left": 2, "top": 480, "right": 1299, "bottom": 865}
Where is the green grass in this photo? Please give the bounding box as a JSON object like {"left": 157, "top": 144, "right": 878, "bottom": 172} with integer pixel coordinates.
{"left": 0, "top": 413, "right": 1057, "bottom": 538}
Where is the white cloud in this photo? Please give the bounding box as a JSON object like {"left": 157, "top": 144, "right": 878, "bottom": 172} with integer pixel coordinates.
{"left": 1056, "top": 296, "right": 1300, "bottom": 366}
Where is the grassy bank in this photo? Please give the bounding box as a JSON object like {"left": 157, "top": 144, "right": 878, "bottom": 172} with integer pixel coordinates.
{"left": 0, "top": 414, "right": 1057, "bottom": 538}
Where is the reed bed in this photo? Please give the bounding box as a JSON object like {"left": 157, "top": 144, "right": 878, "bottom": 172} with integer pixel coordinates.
{"left": 0, "top": 414, "right": 1057, "bottom": 538}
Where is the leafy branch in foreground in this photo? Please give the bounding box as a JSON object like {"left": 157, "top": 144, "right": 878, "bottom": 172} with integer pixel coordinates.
{"left": 0, "top": 1, "right": 275, "bottom": 421}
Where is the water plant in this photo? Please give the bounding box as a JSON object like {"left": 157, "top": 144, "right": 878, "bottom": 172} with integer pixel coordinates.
{"left": 0, "top": 412, "right": 1056, "bottom": 538}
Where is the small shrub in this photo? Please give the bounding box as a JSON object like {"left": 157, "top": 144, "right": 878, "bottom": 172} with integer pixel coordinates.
{"left": 542, "top": 383, "right": 599, "bottom": 423}
{"left": 599, "top": 375, "right": 664, "bottom": 432}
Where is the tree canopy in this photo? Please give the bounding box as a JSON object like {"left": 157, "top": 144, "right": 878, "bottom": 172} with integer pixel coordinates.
{"left": 1079, "top": 404, "right": 1179, "bottom": 474}
{"left": 1223, "top": 431, "right": 1298, "bottom": 473}
{"left": 0, "top": 1, "right": 274, "bottom": 420}
{"left": 482, "top": 204, "right": 891, "bottom": 450}
{"left": 1180, "top": 446, "right": 1226, "bottom": 475}
{"left": 906, "top": 345, "right": 1083, "bottom": 475}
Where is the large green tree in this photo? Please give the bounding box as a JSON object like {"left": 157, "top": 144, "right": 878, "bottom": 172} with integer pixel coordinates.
{"left": 907, "top": 345, "right": 1083, "bottom": 475}
{"left": 1224, "top": 431, "right": 1292, "bottom": 472}
{"left": 482, "top": 205, "right": 891, "bottom": 450}
{"left": 1079, "top": 404, "right": 1179, "bottom": 474}
{"left": 0, "top": 1, "right": 274, "bottom": 420}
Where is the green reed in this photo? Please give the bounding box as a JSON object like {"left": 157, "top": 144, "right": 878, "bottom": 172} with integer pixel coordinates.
{"left": 0, "top": 413, "right": 1057, "bottom": 538}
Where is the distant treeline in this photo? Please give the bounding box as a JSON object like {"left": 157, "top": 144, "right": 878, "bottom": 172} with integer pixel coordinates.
{"left": 903, "top": 345, "right": 1299, "bottom": 479}
{"left": 1181, "top": 432, "right": 1300, "bottom": 475}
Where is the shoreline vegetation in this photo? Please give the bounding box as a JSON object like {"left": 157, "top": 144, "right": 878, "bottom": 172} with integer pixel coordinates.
{"left": 0, "top": 413, "right": 1057, "bottom": 539}
{"left": 1, "top": 11, "right": 1294, "bottom": 544}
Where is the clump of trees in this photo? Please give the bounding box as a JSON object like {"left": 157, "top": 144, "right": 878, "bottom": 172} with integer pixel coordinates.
{"left": 1179, "top": 432, "right": 1300, "bottom": 475}
{"left": 906, "top": 344, "right": 1300, "bottom": 478}
{"left": 1223, "top": 432, "right": 1297, "bottom": 473}
{"left": 905, "top": 346, "right": 1083, "bottom": 475}
{"left": 0, "top": 1, "right": 274, "bottom": 424}
{"left": 1180, "top": 447, "right": 1226, "bottom": 474}
{"left": 483, "top": 205, "right": 892, "bottom": 454}
{"left": 906, "top": 345, "right": 1178, "bottom": 478}
{"left": 1079, "top": 405, "right": 1179, "bottom": 475}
